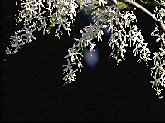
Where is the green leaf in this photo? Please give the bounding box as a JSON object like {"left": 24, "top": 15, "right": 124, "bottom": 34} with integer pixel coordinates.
{"left": 46, "top": 19, "right": 56, "bottom": 34}
{"left": 118, "top": 2, "right": 129, "bottom": 9}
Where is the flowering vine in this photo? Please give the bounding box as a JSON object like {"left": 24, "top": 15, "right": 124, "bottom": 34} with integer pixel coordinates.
{"left": 5, "top": 0, "right": 165, "bottom": 98}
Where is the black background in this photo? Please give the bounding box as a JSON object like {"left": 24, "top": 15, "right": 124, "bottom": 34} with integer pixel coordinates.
{"left": 2, "top": 0, "right": 165, "bottom": 122}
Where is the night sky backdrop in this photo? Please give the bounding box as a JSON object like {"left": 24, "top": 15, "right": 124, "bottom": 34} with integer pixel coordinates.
{"left": 2, "top": 0, "right": 165, "bottom": 122}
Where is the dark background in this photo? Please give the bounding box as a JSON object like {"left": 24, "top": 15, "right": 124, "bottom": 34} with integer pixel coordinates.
{"left": 2, "top": 0, "right": 165, "bottom": 122}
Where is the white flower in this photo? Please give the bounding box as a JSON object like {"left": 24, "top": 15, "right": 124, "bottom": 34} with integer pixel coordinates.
{"left": 98, "top": 0, "right": 107, "bottom": 6}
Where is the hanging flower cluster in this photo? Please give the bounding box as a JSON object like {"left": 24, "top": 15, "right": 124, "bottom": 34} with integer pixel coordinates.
{"left": 7, "top": 0, "right": 79, "bottom": 54}
{"left": 63, "top": 21, "right": 104, "bottom": 84}
{"left": 150, "top": 1, "right": 165, "bottom": 98}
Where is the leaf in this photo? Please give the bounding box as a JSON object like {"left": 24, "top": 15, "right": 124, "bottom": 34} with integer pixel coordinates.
{"left": 46, "top": 19, "right": 56, "bottom": 34}
{"left": 118, "top": 2, "right": 129, "bottom": 9}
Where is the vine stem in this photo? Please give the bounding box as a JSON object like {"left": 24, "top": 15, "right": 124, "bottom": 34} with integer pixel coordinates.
{"left": 116, "top": 0, "right": 165, "bottom": 32}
